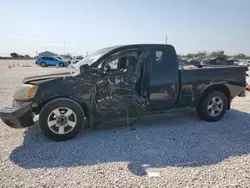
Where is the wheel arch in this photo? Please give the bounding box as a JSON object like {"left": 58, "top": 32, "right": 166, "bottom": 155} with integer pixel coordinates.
{"left": 59, "top": 62, "right": 64, "bottom": 66}
{"left": 35, "top": 96, "right": 91, "bottom": 128}
{"left": 197, "top": 84, "right": 231, "bottom": 110}
{"left": 40, "top": 62, "right": 47, "bottom": 66}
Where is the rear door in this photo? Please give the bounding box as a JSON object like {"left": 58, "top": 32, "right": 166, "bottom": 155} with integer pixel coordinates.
{"left": 149, "top": 45, "right": 179, "bottom": 110}
{"left": 45, "top": 57, "right": 57, "bottom": 65}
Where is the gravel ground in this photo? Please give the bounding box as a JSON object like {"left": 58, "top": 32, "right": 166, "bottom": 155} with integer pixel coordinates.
{"left": 1, "top": 60, "right": 250, "bottom": 187}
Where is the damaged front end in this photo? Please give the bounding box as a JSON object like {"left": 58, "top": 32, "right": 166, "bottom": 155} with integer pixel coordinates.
{"left": 0, "top": 84, "right": 38, "bottom": 129}
{"left": 0, "top": 102, "right": 34, "bottom": 128}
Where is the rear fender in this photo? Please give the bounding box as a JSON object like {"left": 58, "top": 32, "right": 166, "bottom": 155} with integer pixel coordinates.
{"left": 196, "top": 83, "right": 231, "bottom": 110}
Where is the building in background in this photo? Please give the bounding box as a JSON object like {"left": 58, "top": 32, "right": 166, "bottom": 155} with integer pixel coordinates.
{"left": 38, "top": 51, "right": 58, "bottom": 57}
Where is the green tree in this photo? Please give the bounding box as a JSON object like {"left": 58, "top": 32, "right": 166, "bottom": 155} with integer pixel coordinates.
{"left": 186, "top": 53, "right": 195, "bottom": 59}
{"left": 10, "top": 52, "right": 19, "bottom": 58}
{"left": 209, "top": 50, "right": 225, "bottom": 58}
{"left": 196, "top": 51, "right": 207, "bottom": 59}
{"left": 233, "top": 53, "right": 246, "bottom": 59}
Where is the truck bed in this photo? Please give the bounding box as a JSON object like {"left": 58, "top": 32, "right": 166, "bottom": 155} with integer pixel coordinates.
{"left": 180, "top": 65, "right": 248, "bottom": 82}
{"left": 177, "top": 65, "right": 248, "bottom": 107}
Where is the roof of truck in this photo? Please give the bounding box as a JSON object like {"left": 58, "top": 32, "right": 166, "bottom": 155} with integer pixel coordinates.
{"left": 98, "top": 44, "right": 174, "bottom": 55}
{"left": 114, "top": 43, "right": 170, "bottom": 48}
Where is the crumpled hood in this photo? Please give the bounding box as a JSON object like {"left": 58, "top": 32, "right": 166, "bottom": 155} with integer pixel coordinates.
{"left": 22, "top": 71, "right": 75, "bottom": 84}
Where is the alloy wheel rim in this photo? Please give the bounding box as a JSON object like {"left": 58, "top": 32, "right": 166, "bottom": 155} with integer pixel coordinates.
{"left": 207, "top": 96, "right": 224, "bottom": 117}
{"left": 47, "top": 107, "right": 77, "bottom": 135}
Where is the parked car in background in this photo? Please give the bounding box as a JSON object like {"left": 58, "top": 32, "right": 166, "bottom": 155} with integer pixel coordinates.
{"left": 35, "top": 56, "right": 69, "bottom": 67}
{"left": 247, "top": 60, "right": 250, "bottom": 66}
{"left": 57, "top": 56, "right": 72, "bottom": 64}
{"left": 72, "top": 56, "right": 84, "bottom": 64}
{"left": 201, "top": 57, "right": 234, "bottom": 65}
{"left": 188, "top": 59, "right": 201, "bottom": 66}
{"left": 178, "top": 58, "right": 190, "bottom": 67}
{"left": 234, "top": 59, "right": 240, "bottom": 65}
{"left": 238, "top": 60, "right": 250, "bottom": 67}
{"left": 239, "top": 61, "right": 248, "bottom": 67}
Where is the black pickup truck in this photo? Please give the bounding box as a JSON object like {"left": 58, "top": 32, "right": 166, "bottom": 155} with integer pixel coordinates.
{"left": 0, "top": 44, "right": 248, "bottom": 141}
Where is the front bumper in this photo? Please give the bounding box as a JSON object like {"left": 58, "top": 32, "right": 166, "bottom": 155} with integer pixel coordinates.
{"left": 0, "top": 102, "right": 34, "bottom": 129}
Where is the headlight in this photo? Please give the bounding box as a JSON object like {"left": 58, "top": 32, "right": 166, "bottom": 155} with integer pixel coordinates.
{"left": 13, "top": 84, "right": 38, "bottom": 100}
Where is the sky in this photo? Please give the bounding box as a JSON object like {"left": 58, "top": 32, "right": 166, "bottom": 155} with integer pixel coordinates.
{"left": 0, "top": 0, "right": 250, "bottom": 57}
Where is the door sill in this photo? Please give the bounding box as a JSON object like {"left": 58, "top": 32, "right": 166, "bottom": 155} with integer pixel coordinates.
{"left": 95, "top": 107, "right": 196, "bottom": 128}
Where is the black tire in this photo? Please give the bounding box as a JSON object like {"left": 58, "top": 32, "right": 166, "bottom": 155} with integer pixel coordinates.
{"left": 197, "top": 90, "right": 228, "bottom": 122}
{"left": 40, "top": 62, "right": 47, "bottom": 67}
{"left": 39, "top": 98, "right": 86, "bottom": 141}
{"left": 59, "top": 63, "right": 64, "bottom": 67}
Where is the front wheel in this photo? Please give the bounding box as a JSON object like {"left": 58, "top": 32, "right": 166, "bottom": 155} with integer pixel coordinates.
{"left": 197, "top": 90, "right": 228, "bottom": 122}
{"left": 39, "top": 98, "right": 86, "bottom": 141}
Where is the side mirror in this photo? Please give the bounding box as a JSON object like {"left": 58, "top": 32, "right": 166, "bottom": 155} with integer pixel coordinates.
{"left": 103, "top": 64, "right": 111, "bottom": 74}
{"left": 80, "top": 64, "right": 90, "bottom": 75}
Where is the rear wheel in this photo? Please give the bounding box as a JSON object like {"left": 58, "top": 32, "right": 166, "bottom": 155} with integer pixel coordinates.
{"left": 197, "top": 90, "right": 228, "bottom": 122}
{"left": 39, "top": 98, "right": 86, "bottom": 141}
{"left": 40, "top": 62, "right": 47, "bottom": 67}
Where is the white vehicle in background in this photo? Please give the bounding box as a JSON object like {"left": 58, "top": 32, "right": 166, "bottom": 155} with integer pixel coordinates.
{"left": 57, "top": 56, "right": 72, "bottom": 64}
{"left": 72, "top": 56, "right": 84, "bottom": 64}
{"left": 247, "top": 60, "right": 250, "bottom": 66}
{"left": 234, "top": 59, "right": 240, "bottom": 65}
{"left": 238, "top": 60, "right": 250, "bottom": 67}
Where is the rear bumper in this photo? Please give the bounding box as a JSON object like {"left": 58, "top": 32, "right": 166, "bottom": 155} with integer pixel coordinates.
{"left": 238, "top": 89, "right": 246, "bottom": 97}
{"left": 238, "top": 83, "right": 249, "bottom": 97}
{"left": 0, "top": 102, "right": 34, "bottom": 129}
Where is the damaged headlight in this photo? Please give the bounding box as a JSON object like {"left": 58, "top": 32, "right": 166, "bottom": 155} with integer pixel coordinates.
{"left": 13, "top": 84, "right": 38, "bottom": 100}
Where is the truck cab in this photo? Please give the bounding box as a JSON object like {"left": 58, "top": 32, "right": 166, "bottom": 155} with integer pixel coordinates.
{"left": 74, "top": 44, "right": 180, "bottom": 111}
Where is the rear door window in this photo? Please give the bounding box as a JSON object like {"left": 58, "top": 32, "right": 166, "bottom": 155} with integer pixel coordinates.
{"left": 151, "top": 49, "right": 166, "bottom": 83}
{"left": 150, "top": 46, "right": 177, "bottom": 84}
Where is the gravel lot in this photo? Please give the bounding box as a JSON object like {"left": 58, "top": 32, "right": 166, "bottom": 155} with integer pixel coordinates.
{"left": 1, "top": 60, "right": 250, "bottom": 187}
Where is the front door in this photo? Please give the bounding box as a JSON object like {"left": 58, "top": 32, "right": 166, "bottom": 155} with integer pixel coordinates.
{"left": 47, "top": 57, "right": 55, "bottom": 66}
{"left": 149, "top": 46, "right": 179, "bottom": 110}
{"left": 96, "top": 48, "right": 147, "bottom": 122}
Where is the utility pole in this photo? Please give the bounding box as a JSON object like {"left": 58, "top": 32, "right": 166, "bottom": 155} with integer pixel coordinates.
{"left": 166, "top": 36, "right": 168, "bottom": 44}
{"left": 64, "top": 40, "right": 66, "bottom": 55}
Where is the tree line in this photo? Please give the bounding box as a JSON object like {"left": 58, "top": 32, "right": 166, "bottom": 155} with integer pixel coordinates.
{"left": 1, "top": 50, "right": 249, "bottom": 60}
{"left": 10, "top": 52, "right": 31, "bottom": 58}
{"left": 0, "top": 52, "right": 34, "bottom": 59}
{"left": 178, "top": 50, "right": 250, "bottom": 60}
